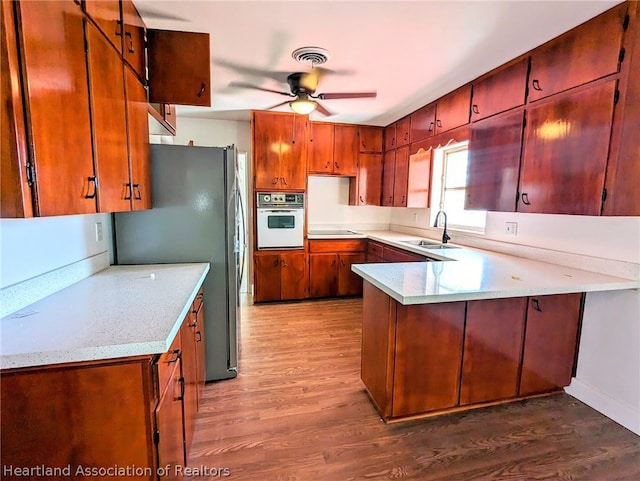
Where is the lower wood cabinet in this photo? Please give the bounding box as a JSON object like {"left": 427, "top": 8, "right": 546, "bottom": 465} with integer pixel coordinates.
{"left": 253, "top": 251, "right": 307, "bottom": 302}
{"left": 361, "top": 282, "right": 584, "bottom": 421}
{"left": 309, "top": 240, "right": 366, "bottom": 298}
{"left": 0, "top": 294, "right": 207, "bottom": 481}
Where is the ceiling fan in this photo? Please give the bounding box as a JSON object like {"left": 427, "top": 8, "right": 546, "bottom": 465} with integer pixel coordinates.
{"left": 229, "top": 70, "right": 376, "bottom": 116}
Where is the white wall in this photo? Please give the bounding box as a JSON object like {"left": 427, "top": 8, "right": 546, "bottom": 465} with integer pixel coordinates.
{"left": 307, "top": 176, "right": 391, "bottom": 230}
{"left": 153, "top": 117, "right": 252, "bottom": 154}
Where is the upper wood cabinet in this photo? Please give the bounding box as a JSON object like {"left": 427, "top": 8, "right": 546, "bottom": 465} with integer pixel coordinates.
{"left": 392, "top": 146, "right": 409, "bottom": 207}
{"left": 120, "top": 0, "right": 145, "bottom": 80}
{"left": 519, "top": 80, "right": 616, "bottom": 215}
{"left": 528, "top": 2, "right": 627, "bottom": 103}
{"left": 466, "top": 109, "right": 525, "bottom": 212}
{"left": 253, "top": 111, "right": 307, "bottom": 191}
{"left": 410, "top": 103, "right": 436, "bottom": 143}
{"left": 308, "top": 122, "right": 335, "bottom": 174}
{"left": 471, "top": 59, "right": 529, "bottom": 122}
{"left": 435, "top": 85, "right": 471, "bottom": 135}
{"left": 384, "top": 123, "right": 396, "bottom": 150}
{"left": 358, "top": 126, "right": 383, "bottom": 153}
{"left": 333, "top": 124, "right": 359, "bottom": 176}
{"left": 14, "top": 0, "right": 97, "bottom": 217}
{"left": 147, "top": 29, "right": 211, "bottom": 106}
{"left": 349, "top": 153, "right": 383, "bottom": 206}
{"left": 381, "top": 150, "right": 396, "bottom": 207}
{"left": 84, "top": 0, "right": 122, "bottom": 53}
{"left": 395, "top": 116, "right": 411, "bottom": 147}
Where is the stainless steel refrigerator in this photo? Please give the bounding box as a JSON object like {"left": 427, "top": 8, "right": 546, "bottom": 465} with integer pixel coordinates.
{"left": 114, "top": 144, "right": 243, "bottom": 381}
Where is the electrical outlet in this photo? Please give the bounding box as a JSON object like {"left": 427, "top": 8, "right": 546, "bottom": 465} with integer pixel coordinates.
{"left": 95, "top": 222, "right": 103, "bottom": 242}
{"left": 413, "top": 213, "right": 418, "bottom": 223}
{"left": 505, "top": 222, "right": 518, "bottom": 236}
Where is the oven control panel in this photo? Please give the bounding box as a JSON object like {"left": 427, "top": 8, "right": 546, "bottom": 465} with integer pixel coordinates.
{"left": 257, "top": 192, "right": 304, "bottom": 208}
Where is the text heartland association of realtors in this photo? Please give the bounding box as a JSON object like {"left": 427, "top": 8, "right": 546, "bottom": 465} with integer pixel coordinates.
{"left": 2, "top": 464, "right": 231, "bottom": 477}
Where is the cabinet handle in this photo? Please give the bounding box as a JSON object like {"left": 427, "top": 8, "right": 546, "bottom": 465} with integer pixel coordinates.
{"left": 273, "top": 259, "right": 279, "bottom": 267}
{"left": 359, "top": 195, "right": 364, "bottom": 203}
{"left": 392, "top": 138, "right": 395, "bottom": 147}
{"left": 401, "top": 195, "right": 405, "bottom": 204}
{"left": 388, "top": 196, "right": 393, "bottom": 203}
{"left": 124, "top": 183, "right": 132, "bottom": 200}
{"left": 325, "top": 161, "right": 331, "bottom": 168}
{"left": 85, "top": 176, "right": 97, "bottom": 199}
{"left": 334, "top": 161, "right": 340, "bottom": 170}
{"left": 436, "top": 119, "right": 442, "bottom": 128}
{"left": 331, "top": 259, "right": 336, "bottom": 267}
{"left": 272, "top": 177, "right": 278, "bottom": 184}
{"left": 532, "top": 299, "right": 542, "bottom": 312}
{"left": 428, "top": 122, "right": 434, "bottom": 132}
{"left": 125, "top": 31, "right": 134, "bottom": 53}
{"left": 340, "top": 259, "right": 346, "bottom": 267}
{"left": 281, "top": 259, "right": 289, "bottom": 268}
{"left": 532, "top": 79, "right": 542, "bottom": 91}
{"left": 133, "top": 183, "right": 142, "bottom": 200}
{"left": 404, "top": 132, "right": 408, "bottom": 141}
{"left": 115, "top": 19, "right": 123, "bottom": 37}
{"left": 196, "top": 331, "right": 202, "bottom": 342}
{"left": 177, "top": 377, "right": 185, "bottom": 401}
{"left": 472, "top": 104, "right": 480, "bottom": 114}
{"left": 168, "top": 349, "right": 181, "bottom": 363}
{"left": 281, "top": 177, "right": 288, "bottom": 185}
{"left": 521, "top": 192, "right": 531, "bottom": 205}
{"left": 197, "top": 82, "right": 206, "bottom": 98}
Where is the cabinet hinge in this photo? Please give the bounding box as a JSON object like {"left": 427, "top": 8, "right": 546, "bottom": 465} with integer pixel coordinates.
{"left": 614, "top": 90, "right": 620, "bottom": 104}
{"left": 25, "top": 161, "right": 36, "bottom": 186}
{"left": 83, "top": 34, "right": 89, "bottom": 53}
{"left": 618, "top": 48, "right": 626, "bottom": 65}
{"left": 602, "top": 188, "right": 608, "bottom": 202}
{"left": 622, "top": 13, "right": 630, "bottom": 31}
{"left": 522, "top": 115, "right": 527, "bottom": 129}
{"left": 154, "top": 429, "right": 160, "bottom": 445}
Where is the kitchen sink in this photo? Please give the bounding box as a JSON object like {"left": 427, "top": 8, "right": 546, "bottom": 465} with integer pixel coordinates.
{"left": 402, "top": 239, "right": 460, "bottom": 249}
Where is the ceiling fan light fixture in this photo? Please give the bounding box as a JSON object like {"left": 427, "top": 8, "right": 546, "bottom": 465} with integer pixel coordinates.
{"left": 289, "top": 98, "right": 317, "bottom": 115}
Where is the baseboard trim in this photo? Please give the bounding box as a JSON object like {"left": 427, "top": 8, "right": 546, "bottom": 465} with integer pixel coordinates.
{"left": 565, "top": 378, "right": 640, "bottom": 436}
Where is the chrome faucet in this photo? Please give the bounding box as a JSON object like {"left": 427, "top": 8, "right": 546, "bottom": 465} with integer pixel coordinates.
{"left": 433, "top": 210, "right": 451, "bottom": 244}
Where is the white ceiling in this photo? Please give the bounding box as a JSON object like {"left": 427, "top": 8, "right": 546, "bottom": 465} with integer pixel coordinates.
{"left": 137, "top": 0, "right": 620, "bottom": 126}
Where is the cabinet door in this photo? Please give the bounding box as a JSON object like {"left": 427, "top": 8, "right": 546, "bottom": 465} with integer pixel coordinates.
{"left": 147, "top": 29, "right": 211, "bottom": 106}
{"left": 17, "top": 0, "right": 96, "bottom": 216}
{"left": 309, "top": 253, "right": 338, "bottom": 298}
{"left": 381, "top": 150, "right": 396, "bottom": 206}
{"left": 307, "top": 122, "right": 334, "bottom": 174}
{"left": 466, "top": 110, "right": 524, "bottom": 212}
{"left": 85, "top": 21, "right": 130, "bottom": 213}
{"left": 520, "top": 293, "right": 583, "bottom": 396}
{"left": 392, "top": 146, "right": 409, "bottom": 207}
{"left": 519, "top": 81, "right": 616, "bottom": 215}
{"left": 406, "top": 147, "right": 431, "bottom": 208}
{"left": 393, "top": 302, "right": 465, "bottom": 417}
{"left": 460, "top": 297, "right": 527, "bottom": 405}
{"left": 1, "top": 0, "right": 32, "bottom": 218}
{"left": 355, "top": 153, "right": 382, "bottom": 205}
{"left": 528, "top": 3, "right": 627, "bottom": 102}
{"left": 338, "top": 253, "right": 365, "bottom": 296}
{"left": 410, "top": 103, "right": 436, "bottom": 142}
{"left": 435, "top": 85, "right": 471, "bottom": 135}
{"left": 358, "top": 126, "right": 383, "bottom": 152}
{"left": 384, "top": 123, "right": 396, "bottom": 151}
{"left": 156, "top": 359, "right": 186, "bottom": 479}
{"left": 126, "top": 67, "right": 152, "bottom": 210}
{"left": 471, "top": 58, "right": 528, "bottom": 121}
{"left": 253, "top": 254, "right": 281, "bottom": 302}
{"left": 121, "top": 0, "right": 145, "bottom": 81}
{"left": 395, "top": 116, "right": 411, "bottom": 147}
{"left": 279, "top": 114, "right": 307, "bottom": 189}
{"left": 179, "top": 317, "right": 198, "bottom": 460}
{"left": 280, "top": 252, "right": 307, "bottom": 300}
{"left": 84, "top": 0, "right": 122, "bottom": 53}
{"left": 253, "top": 112, "right": 282, "bottom": 190}
{"left": 333, "top": 124, "right": 359, "bottom": 176}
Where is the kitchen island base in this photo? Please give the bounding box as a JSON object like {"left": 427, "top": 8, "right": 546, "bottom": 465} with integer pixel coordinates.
{"left": 360, "top": 281, "right": 584, "bottom": 422}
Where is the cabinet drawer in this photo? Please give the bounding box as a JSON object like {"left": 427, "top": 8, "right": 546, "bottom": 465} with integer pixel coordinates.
{"left": 367, "top": 241, "right": 384, "bottom": 258}
{"left": 384, "top": 245, "right": 426, "bottom": 263}
{"left": 157, "top": 331, "right": 182, "bottom": 394}
{"left": 309, "top": 239, "right": 366, "bottom": 253}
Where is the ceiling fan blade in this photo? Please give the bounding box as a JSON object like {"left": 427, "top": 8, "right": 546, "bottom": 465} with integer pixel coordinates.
{"left": 264, "top": 100, "right": 292, "bottom": 111}
{"left": 317, "top": 91, "right": 377, "bottom": 100}
{"left": 314, "top": 101, "right": 333, "bottom": 117}
{"left": 229, "top": 81, "right": 293, "bottom": 97}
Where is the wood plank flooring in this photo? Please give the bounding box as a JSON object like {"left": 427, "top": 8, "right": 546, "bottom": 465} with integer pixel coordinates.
{"left": 188, "top": 297, "right": 640, "bottom": 480}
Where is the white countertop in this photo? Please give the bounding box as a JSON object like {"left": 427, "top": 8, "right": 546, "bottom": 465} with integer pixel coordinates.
{"left": 352, "top": 231, "right": 639, "bottom": 305}
{"left": 0, "top": 263, "right": 210, "bottom": 370}
{"left": 308, "top": 230, "right": 368, "bottom": 240}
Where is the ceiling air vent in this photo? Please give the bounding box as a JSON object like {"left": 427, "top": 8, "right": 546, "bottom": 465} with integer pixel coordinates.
{"left": 291, "top": 47, "right": 331, "bottom": 66}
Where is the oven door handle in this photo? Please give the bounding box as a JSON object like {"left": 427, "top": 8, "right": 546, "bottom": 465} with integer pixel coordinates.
{"left": 264, "top": 209, "right": 296, "bottom": 213}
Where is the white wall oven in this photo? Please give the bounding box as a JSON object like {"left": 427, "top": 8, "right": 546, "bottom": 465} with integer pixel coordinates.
{"left": 256, "top": 192, "right": 304, "bottom": 250}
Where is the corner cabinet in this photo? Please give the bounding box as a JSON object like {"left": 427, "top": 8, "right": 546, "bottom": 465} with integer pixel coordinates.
{"left": 253, "top": 111, "right": 307, "bottom": 191}
{"left": 0, "top": 293, "right": 207, "bottom": 481}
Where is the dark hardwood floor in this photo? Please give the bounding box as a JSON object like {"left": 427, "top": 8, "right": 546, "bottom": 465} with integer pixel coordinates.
{"left": 188, "top": 296, "right": 640, "bottom": 480}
